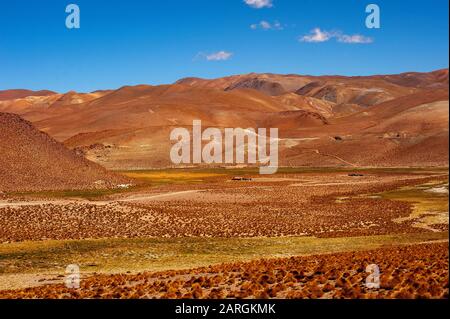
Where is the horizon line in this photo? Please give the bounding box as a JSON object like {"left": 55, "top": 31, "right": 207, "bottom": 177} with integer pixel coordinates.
{"left": 1, "top": 67, "right": 448, "bottom": 95}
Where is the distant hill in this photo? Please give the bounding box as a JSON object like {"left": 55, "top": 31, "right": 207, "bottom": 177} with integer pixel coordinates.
{"left": 0, "top": 89, "right": 56, "bottom": 101}
{"left": 177, "top": 69, "right": 449, "bottom": 106}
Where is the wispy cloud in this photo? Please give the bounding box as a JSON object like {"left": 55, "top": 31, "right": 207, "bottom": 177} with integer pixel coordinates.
{"left": 250, "top": 20, "right": 283, "bottom": 30}
{"left": 244, "top": 0, "right": 273, "bottom": 9}
{"left": 201, "top": 51, "right": 233, "bottom": 61}
{"left": 300, "top": 28, "right": 373, "bottom": 44}
{"left": 300, "top": 28, "right": 331, "bottom": 43}
{"left": 336, "top": 34, "right": 373, "bottom": 44}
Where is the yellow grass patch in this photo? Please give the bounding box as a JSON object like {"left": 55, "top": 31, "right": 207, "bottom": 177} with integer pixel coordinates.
{"left": 122, "top": 170, "right": 224, "bottom": 184}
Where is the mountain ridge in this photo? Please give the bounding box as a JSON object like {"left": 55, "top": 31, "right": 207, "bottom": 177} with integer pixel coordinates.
{"left": 0, "top": 69, "right": 447, "bottom": 170}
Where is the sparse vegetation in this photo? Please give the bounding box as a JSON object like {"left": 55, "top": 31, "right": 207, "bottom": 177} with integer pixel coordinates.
{"left": 1, "top": 232, "right": 446, "bottom": 276}
{"left": 0, "top": 168, "right": 448, "bottom": 298}
{"left": 1, "top": 242, "right": 447, "bottom": 299}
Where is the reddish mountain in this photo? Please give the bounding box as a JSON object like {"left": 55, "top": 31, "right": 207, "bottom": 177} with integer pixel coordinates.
{"left": 177, "top": 69, "right": 448, "bottom": 106}
{"left": 0, "top": 112, "right": 130, "bottom": 192}
{"left": 0, "top": 89, "right": 56, "bottom": 101}
{"left": 0, "top": 69, "right": 447, "bottom": 169}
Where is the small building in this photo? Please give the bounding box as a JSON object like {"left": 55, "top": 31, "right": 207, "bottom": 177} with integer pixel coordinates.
{"left": 231, "top": 177, "right": 252, "bottom": 181}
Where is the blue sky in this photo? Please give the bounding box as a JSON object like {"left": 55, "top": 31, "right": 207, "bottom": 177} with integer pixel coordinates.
{"left": 0, "top": 0, "right": 448, "bottom": 92}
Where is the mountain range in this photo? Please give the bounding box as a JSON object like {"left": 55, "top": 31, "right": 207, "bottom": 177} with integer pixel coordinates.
{"left": 0, "top": 69, "right": 448, "bottom": 178}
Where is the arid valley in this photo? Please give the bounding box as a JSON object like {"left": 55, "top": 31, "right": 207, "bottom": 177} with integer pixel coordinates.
{"left": 0, "top": 70, "right": 448, "bottom": 299}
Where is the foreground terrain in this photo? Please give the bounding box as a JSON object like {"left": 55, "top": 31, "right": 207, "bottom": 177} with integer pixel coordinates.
{"left": 0, "top": 168, "right": 448, "bottom": 298}
{"left": 0, "top": 243, "right": 447, "bottom": 299}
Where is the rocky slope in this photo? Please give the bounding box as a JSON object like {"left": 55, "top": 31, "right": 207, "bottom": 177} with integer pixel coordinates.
{"left": 0, "top": 112, "right": 130, "bottom": 192}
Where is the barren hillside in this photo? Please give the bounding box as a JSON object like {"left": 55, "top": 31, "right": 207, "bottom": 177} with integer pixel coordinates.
{"left": 0, "top": 89, "right": 56, "bottom": 101}
{"left": 0, "top": 112, "right": 130, "bottom": 192}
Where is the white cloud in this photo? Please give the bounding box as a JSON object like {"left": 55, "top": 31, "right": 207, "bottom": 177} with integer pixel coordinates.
{"left": 336, "top": 34, "right": 373, "bottom": 44}
{"left": 300, "top": 28, "right": 331, "bottom": 43}
{"left": 250, "top": 20, "right": 283, "bottom": 30}
{"left": 260, "top": 21, "right": 272, "bottom": 29}
{"left": 205, "top": 51, "right": 233, "bottom": 61}
{"left": 244, "top": 0, "right": 273, "bottom": 9}
{"left": 300, "top": 28, "right": 373, "bottom": 44}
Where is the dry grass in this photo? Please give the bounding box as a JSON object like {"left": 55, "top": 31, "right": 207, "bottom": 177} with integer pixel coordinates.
{"left": 122, "top": 171, "right": 224, "bottom": 185}
{"left": 1, "top": 242, "right": 447, "bottom": 299}
{"left": 1, "top": 172, "right": 447, "bottom": 242}
{"left": 1, "top": 232, "right": 447, "bottom": 276}
{"left": 0, "top": 169, "right": 447, "bottom": 298}
{"left": 375, "top": 181, "right": 448, "bottom": 231}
